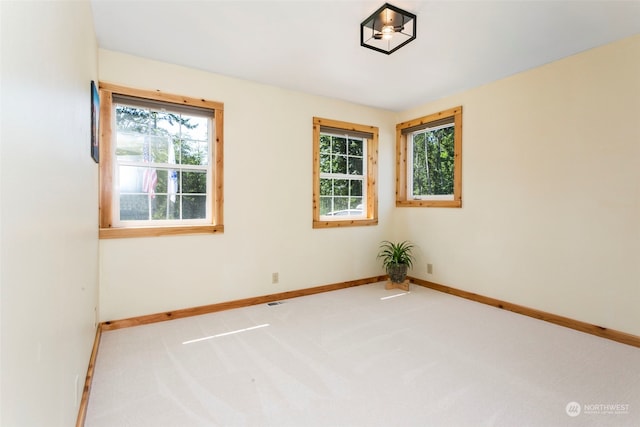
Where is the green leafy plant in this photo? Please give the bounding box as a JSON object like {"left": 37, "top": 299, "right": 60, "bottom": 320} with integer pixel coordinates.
{"left": 377, "top": 240, "right": 415, "bottom": 270}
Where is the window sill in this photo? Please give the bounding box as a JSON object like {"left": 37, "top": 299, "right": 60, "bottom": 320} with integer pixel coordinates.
{"left": 99, "top": 224, "right": 223, "bottom": 239}
{"left": 313, "top": 218, "right": 378, "bottom": 229}
{"left": 396, "top": 199, "right": 462, "bottom": 208}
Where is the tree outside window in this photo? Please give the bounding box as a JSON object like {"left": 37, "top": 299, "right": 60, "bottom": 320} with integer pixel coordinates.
{"left": 319, "top": 133, "right": 365, "bottom": 216}
{"left": 410, "top": 123, "right": 455, "bottom": 199}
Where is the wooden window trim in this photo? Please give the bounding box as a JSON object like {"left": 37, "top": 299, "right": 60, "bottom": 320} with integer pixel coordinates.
{"left": 312, "top": 117, "right": 378, "bottom": 229}
{"left": 395, "top": 106, "right": 462, "bottom": 208}
{"left": 98, "top": 82, "right": 224, "bottom": 239}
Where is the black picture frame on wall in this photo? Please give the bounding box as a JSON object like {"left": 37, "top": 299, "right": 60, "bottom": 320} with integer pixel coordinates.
{"left": 91, "top": 80, "right": 100, "bottom": 163}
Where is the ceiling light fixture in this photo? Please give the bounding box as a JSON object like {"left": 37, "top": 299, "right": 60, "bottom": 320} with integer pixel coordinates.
{"left": 360, "top": 3, "right": 417, "bottom": 55}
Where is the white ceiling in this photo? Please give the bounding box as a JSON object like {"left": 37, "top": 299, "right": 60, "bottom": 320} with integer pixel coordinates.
{"left": 91, "top": 0, "right": 640, "bottom": 112}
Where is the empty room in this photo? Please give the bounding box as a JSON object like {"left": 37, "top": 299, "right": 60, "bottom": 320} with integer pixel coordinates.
{"left": 1, "top": 1, "right": 639, "bottom": 426}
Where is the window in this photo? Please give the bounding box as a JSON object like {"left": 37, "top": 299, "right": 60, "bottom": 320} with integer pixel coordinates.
{"left": 312, "top": 117, "right": 378, "bottom": 228}
{"left": 98, "top": 83, "right": 224, "bottom": 238}
{"left": 396, "top": 106, "right": 462, "bottom": 207}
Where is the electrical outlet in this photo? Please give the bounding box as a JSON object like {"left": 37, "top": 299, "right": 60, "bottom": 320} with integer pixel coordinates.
{"left": 272, "top": 272, "right": 279, "bottom": 284}
{"left": 427, "top": 264, "right": 433, "bottom": 274}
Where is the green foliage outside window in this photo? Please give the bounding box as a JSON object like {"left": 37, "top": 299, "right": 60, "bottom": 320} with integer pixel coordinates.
{"left": 412, "top": 126, "right": 454, "bottom": 197}
{"left": 319, "top": 134, "right": 364, "bottom": 215}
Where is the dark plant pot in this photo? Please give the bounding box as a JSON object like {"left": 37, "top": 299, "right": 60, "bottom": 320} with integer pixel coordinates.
{"left": 387, "top": 264, "right": 408, "bottom": 283}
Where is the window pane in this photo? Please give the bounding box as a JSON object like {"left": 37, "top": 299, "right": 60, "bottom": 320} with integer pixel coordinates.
{"left": 412, "top": 126, "right": 455, "bottom": 197}
{"left": 349, "top": 179, "right": 362, "bottom": 196}
{"left": 118, "top": 166, "right": 145, "bottom": 193}
{"left": 152, "top": 169, "right": 168, "bottom": 196}
{"left": 181, "top": 115, "right": 209, "bottom": 141}
{"left": 150, "top": 195, "right": 170, "bottom": 220}
{"left": 115, "top": 131, "right": 144, "bottom": 160}
{"left": 154, "top": 111, "right": 180, "bottom": 135}
{"left": 320, "top": 153, "right": 331, "bottom": 173}
{"left": 182, "top": 195, "right": 206, "bottom": 219}
{"left": 320, "top": 178, "right": 332, "bottom": 196}
{"left": 334, "top": 179, "right": 348, "bottom": 196}
{"left": 120, "top": 195, "right": 149, "bottom": 220}
{"left": 348, "top": 157, "right": 363, "bottom": 175}
{"left": 348, "top": 139, "right": 363, "bottom": 156}
{"left": 319, "top": 197, "right": 332, "bottom": 215}
{"left": 165, "top": 195, "right": 181, "bottom": 219}
{"left": 350, "top": 197, "right": 363, "bottom": 210}
{"left": 320, "top": 135, "right": 331, "bottom": 154}
{"left": 116, "top": 106, "right": 151, "bottom": 134}
{"left": 181, "top": 139, "right": 208, "bottom": 166}
{"left": 181, "top": 171, "right": 207, "bottom": 194}
{"left": 333, "top": 137, "right": 347, "bottom": 154}
{"left": 333, "top": 155, "right": 347, "bottom": 174}
{"left": 334, "top": 197, "right": 348, "bottom": 211}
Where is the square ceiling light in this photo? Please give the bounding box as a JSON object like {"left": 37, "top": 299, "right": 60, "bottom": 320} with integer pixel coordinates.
{"left": 360, "top": 3, "right": 417, "bottom": 55}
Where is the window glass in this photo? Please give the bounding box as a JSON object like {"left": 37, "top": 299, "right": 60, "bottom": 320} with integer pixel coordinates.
{"left": 410, "top": 123, "right": 455, "bottom": 200}
{"left": 319, "top": 133, "right": 365, "bottom": 217}
{"left": 114, "top": 102, "right": 211, "bottom": 224}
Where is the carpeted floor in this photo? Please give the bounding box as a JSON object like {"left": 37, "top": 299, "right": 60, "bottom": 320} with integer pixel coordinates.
{"left": 86, "top": 283, "right": 640, "bottom": 426}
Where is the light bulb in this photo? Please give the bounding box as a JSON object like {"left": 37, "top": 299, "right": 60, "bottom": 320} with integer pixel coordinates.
{"left": 381, "top": 25, "right": 394, "bottom": 40}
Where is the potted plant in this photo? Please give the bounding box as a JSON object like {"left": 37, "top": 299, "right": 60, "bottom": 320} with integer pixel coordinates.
{"left": 377, "top": 240, "right": 415, "bottom": 285}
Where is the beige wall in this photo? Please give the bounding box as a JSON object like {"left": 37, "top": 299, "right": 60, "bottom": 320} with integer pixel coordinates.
{"left": 0, "top": 1, "right": 99, "bottom": 425}
{"left": 98, "top": 50, "right": 396, "bottom": 321}
{"left": 397, "top": 35, "right": 640, "bottom": 335}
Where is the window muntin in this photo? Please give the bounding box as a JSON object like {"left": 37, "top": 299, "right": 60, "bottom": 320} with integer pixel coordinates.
{"left": 396, "top": 106, "right": 462, "bottom": 208}
{"left": 113, "top": 100, "right": 212, "bottom": 226}
{"left": 312, "top": 117, "right": 378, "bottom": 228}
{"left": 319, "top": 132, "right": 366, "bottom": 218}
{"left": 98, "top": 83, "right": 224, "bottom": 238}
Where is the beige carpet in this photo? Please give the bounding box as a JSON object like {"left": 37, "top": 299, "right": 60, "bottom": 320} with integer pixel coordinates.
{"left": 86, "top": 283, "right": 640, "bottom": 426}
